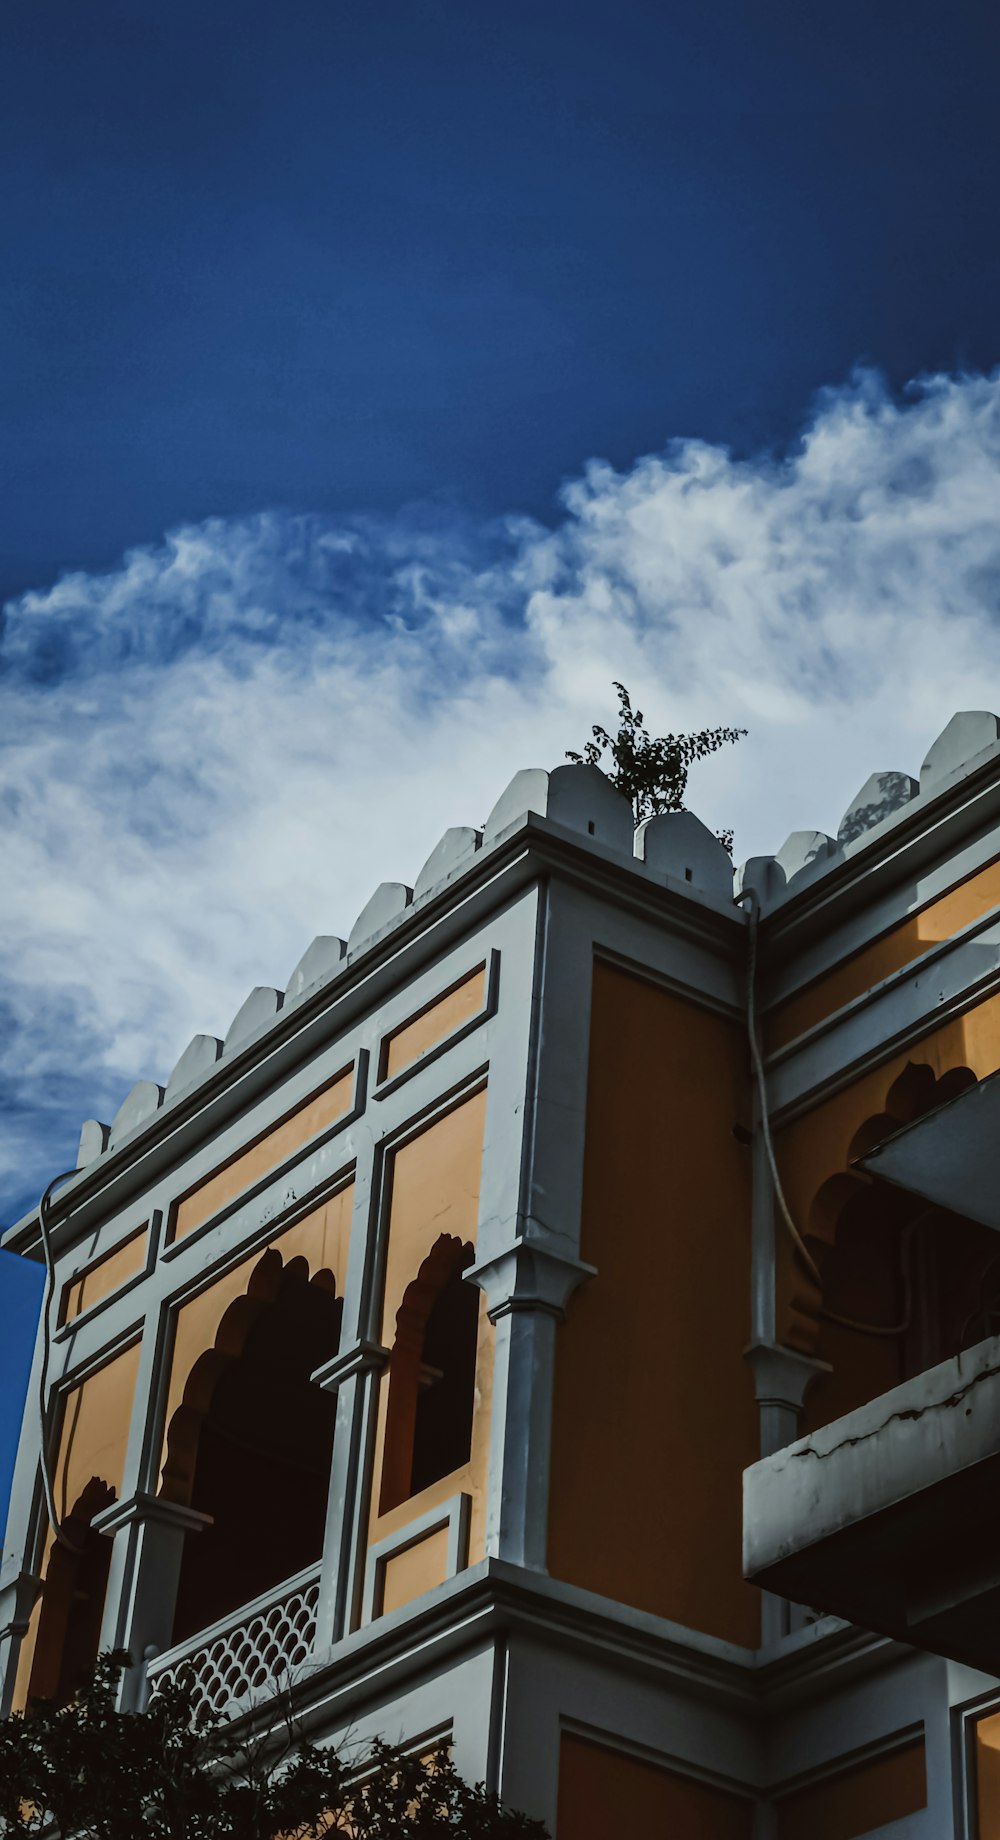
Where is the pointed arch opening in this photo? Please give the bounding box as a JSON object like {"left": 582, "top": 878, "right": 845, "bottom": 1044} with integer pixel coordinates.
{"left": 27, "top": 1478, "right": 116, "bottom": 1707}
{"left": 379, "top": 1234, "right": 479, "bottom": 1514}
{"left": 162, "top": 1249, "right": 343, "bottom": 1647}
{"left": 795, "top": 1061, "right": 999, "bottom": 1432}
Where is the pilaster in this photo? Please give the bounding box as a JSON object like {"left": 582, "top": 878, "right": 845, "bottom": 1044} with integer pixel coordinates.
{"left": 469, "top": 1240, "right": 594, "bottom": 1570}
{"left": 744, "top": 1341, "right": 829, "bottom": 1645}
{"left": 92, "top": 1492, "right": 212, "bottom": 1709}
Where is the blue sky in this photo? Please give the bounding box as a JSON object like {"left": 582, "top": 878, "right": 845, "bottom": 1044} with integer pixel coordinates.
{"left": 3, "top": 0, "right": 1000, "bottom": 1522}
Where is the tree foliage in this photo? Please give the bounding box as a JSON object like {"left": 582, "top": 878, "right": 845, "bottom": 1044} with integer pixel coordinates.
{"left": 0, "top": 1654, "right": 546, "bottom": 1840}
{"left": 567, "top": 681, "right": 746, "bottom": 841}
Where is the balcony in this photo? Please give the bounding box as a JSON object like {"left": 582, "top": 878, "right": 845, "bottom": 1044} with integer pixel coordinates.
{"left": 144, "top": 1562, "right": 321, "bottom": 1721}
{"left": 743, "top": 1331, "right": 1000, "bottom": 1674}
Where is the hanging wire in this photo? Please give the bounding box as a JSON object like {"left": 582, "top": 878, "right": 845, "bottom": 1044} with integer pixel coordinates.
{"left": 735, "top": 886, "right": 823, "bottom": 1291}
{"left": 35, "top": 1167, "right": 85, "bottom": 1552}
{"left": 735, "top": 884, "right": 913, "bottom": 1340}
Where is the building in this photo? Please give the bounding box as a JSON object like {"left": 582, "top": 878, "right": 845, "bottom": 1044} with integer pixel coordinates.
{"left": 3, "top": 713, "right": 1000, "bottom": 1837}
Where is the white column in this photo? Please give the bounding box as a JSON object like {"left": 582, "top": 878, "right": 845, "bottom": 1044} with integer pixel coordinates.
{"left": 92, "top": 1493, "right": 212, "bottom": 1710}
{"left": 744, "top": 1341, "right": 828, "bottom": 1645}
{"left": 469, "top": 1241, "right": 594, "bottom": 1571}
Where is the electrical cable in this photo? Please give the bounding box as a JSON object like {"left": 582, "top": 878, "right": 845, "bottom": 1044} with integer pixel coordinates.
{"left": 736, "top": 884, "right": 918, "bottom": 1341}
{"left": 735, "top": 886, "right": 823, "bottom": 1292}
{"left": 820, "top": 1216, "right": 918, "bottom": 1339}
{"left": 35, "top": 1167, "right": 85, "bottom": 1553}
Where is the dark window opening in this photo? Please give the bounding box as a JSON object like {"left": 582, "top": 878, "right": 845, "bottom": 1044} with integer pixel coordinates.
{"left": 380, "top": 1236, "right": 479, "bottom": 1514}
{"left": 171, "top": 1260, "right": 342, "bottom": 1646}
{"left": 805, "top": 1189, "right": 1000, "bottom": 1434}
{"left": 28, "top": 1477, "right": 116, "bottom": 1707}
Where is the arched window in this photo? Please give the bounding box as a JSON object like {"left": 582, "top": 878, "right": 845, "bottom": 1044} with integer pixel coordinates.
{"left": 380, "top": 1235, "right": 479, "bottom": 1514}
{"left": 800, "top": 1064, "right": 1000, "bottom": 1433}
{"left": 28, "top": 1477, "right": 116, "bottom": 1706}
{"left": 167, "top": 1255, "right": 342, "bottom": 1646}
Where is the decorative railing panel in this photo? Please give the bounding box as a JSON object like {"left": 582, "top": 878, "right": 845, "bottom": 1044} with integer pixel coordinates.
{"left": 146, "top": 1565, "right": 320, "bottom": 1719}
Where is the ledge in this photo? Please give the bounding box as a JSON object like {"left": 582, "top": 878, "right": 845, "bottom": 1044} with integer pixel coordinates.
{"left": 743, "top": 1333, "right": 1000, "bottom": 1674}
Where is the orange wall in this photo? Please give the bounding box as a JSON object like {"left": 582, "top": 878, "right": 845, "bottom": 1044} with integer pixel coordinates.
{"left": 12, "top": 1340, "right": 141, "bottom": 1709}
{"left": 380, "top": 1524, "right": 451, "bottom": 1617}
{"left": 367, "top": 1088, "right": 492, "bottom": 1606}
{"left": 160, "top": 1183, "right": 354, "bottom": 1491}
{"left": 548, "top": 963, "right": 759, "bottom": 1648}
{"left": 976, "top": 1709, "right": 1000, "bottom": 1839}
{"left": 775, "top": 1740, "right": 926, "bottom": 1840}
{"left": 61, "top": 1225, "right": 147, "bottom": 1324}
{"left": 172, "top": 1065, "right": 354, "bottom": 1242}
{"left": 769, "top": 854, "right": 1000, "bottom": 1050}
{"left": 382, "top": 964, "right": 486, "bottom": 1081}
{"left": 557, "top": 1735, "right": 753, "bottom": 1840}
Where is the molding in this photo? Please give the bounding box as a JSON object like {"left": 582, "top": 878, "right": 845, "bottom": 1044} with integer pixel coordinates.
{"left": 92, "top": 1493, "right": 214, "bottom": 1539}
{"left": 467, "top": 1239, "right": 596, "bottom": 1322}
{"left": 763, "top": 744, "right": 1000, "bottom": 946}
{"left": 2, "top": 817, "right": 744, "bottom": 1265}
{"left": 160, "top": 1054, "right": 367, "bottom": 1262}
{"left": 54, "top": 1211, "right": 161, "bottom": 1342}
{"left": 312, "top": 1340, "right": 389, "bottom": 1393}
{"left": 373, "top": 950, "right": 500, "bottom": 1101}
{"left": 767, "top": 917, "right": 1000, "bottom": 1123}
{"left": 0, "top": 1570, "right": 41, "bottom": 1638}
{"left": 744, "top": 1343, "right": 831, "bottom": 1411}
{"left": 362, "top": 1493, "right": 471, "bottom": 1626}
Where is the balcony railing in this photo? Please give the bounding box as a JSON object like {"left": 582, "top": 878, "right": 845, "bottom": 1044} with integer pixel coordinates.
{"left": 145, "top": 1563, "right": 321, "bottom": 1720}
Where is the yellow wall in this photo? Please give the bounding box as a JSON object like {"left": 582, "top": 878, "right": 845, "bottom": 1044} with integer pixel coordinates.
{"left": 367, "top": 1088, "right": 491, "bottom": 1611}
{"left": 380, "top": 1524, "right": 451, "bottom": 1617}
{"left": 557, "top": 1735, "right": 753, "bottom": 1839}
{"left": 171, "top": 1065, "right": 354, "bottom": 1242}
{"left": 61, "top": 1226, "right": 147, "bottom": 1325}
{"left": 159, "top": 1184, "right": 354, "bottom": 1495}
{"left": 12, "top": 1340, "right": 141, "bottom": 1710}
{"left": 975, "top": 1709, "right": 1000, "bottom": 1838}
{"left": 548, "top": 963, "right": 759, "bottom": 1648}
{"left": 775, "top": 1740, "right": 926, "bottom": 1840}
{"left": 769, "top": 854, "right": 1000, "bottom": 1050}
{"left": 382, "top": 964, "right": 486, "bottom": 1081}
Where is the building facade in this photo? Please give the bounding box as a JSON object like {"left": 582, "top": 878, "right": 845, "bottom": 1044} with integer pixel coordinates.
{"left": 4, "top": 715, "right": 1000, "bottom": 1836}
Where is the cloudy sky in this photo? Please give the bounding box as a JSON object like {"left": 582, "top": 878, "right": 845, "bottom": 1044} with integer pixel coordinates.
{"left": 2, "top": 0, "right": 1000, "bottom": 1506}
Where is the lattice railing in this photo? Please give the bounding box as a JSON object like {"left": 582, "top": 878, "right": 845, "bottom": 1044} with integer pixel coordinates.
{"left": 146, "top": 1564, "right": 321, "bottom": 1720}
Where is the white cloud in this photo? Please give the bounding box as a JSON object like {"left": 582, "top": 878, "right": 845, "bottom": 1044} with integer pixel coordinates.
{"left": 3, "top": 367, "right": 1000, "bottom": 1216}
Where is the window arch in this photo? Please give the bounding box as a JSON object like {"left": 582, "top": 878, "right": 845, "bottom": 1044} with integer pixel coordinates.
{"left": 28, "top": 1477, "right": 116, "bottom": 1707}
{"left": 379, "top": 1234, "right": 479, "bottom": 1514}
{"left": 162, "top": 1251, "right": 343, "bottom": 1646}
{"left": 791, "top": 1061, "right": 999, "bottom": 1432}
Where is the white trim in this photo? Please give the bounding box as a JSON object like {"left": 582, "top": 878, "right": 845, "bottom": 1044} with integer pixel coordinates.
{"left": 362, "top": 1493, "right": 471, "bottom": 1626}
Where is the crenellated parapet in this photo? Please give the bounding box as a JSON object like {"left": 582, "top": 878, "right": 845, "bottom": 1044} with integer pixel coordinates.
{"left": 75, "top": 709, "right": 1000, "bottom": 1172}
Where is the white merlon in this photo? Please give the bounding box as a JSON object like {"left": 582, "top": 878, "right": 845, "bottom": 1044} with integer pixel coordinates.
{"left": 483, "top": 763, "right": 633, "bottom": 854}
{"left": 414, "top": 827, "right": 483, "bottom": 901}
{"left": 65, "top": 718, "right": 1000, "bottom": 1164}
{"left": 77, "top": 1119, "right": 110, "bottom": 1167}
{"left": 775, "top": 831, "right": 842, "bottom": 888}
{"left": 348, "top": 882, "right": 413, "bottom": 953}
{"left": 920, "top": 710, "right": 1000, "bottom": 792}
{"left": 165, "top": 1034, "right": 223, "bottom": 1104}
{"left": 633, "top": 810, "right": 732, "bottom": 897}
{"left": 837, "top": 771, "right": 918, "bottom": 845}
{"left": 225, "top": 987, "right": 284, "bottom": 1050}
{"left": 109, "top": 1080, "right": 165, "bottom": 1147}
{"left": 734, "top": 856, "right": 785, "bottom": 905}
{"left": 286, "top": 937, "right": 347, "bottom": 1003}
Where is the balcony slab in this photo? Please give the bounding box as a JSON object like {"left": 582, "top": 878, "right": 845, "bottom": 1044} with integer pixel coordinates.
{"left": 743, "top": 1333, "right": 1000, "bottom": 1674}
